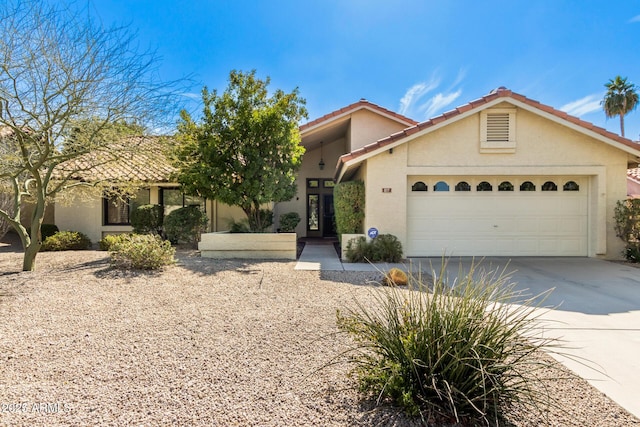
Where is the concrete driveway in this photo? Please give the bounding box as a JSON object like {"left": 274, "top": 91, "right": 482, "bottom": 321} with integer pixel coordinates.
{"left": 419, "top": 257, "right": 640, "bottom": 419}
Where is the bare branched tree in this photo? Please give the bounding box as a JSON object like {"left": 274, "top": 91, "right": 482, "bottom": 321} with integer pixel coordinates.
{"left": 0, "top": 0, "right": 183, "bottom": 270}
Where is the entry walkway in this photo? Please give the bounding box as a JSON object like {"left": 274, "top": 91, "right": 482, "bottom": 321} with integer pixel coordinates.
{"left": 294, "top": 241, "right": 406, "bottom": 272}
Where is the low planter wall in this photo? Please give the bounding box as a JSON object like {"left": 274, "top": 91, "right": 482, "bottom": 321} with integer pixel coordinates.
{"left": 341, "top": 234, "right": 366, "bottom": 262}
{"left": 199, "top": 231, "right": 297, "bottom": 260}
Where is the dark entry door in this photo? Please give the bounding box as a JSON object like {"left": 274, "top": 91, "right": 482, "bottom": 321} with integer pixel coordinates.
{"left": 322, "top": 194, "right": 336, "bottom": 237}
{"left": 306, "top": 178, "right": 336, "bottom": 238}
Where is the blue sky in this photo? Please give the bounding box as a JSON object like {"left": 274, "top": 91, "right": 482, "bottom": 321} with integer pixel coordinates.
{"left": 89, "top": 0, "right": 640, "bottom": 140}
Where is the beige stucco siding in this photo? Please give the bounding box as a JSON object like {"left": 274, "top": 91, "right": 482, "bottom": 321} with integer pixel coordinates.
{"left": 359, "top": 106, "right": 629, "bottom": 258}
{"left": 349, "top": 109, "right": 410, "bottom": 152}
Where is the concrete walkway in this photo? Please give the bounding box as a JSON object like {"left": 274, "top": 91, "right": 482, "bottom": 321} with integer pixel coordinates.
{"left": 294, "top": 241, "right": 406, "bottom": 272}
{"left": 295, "top": 245, "right": 640, "bottom": 420}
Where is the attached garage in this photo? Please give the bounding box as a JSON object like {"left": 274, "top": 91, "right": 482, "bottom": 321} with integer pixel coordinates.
{"left": 407, "top": 176, "right": 588, "bottom": 256}
{"left": 335, "top": 87, "right": 640, "bottom": 260}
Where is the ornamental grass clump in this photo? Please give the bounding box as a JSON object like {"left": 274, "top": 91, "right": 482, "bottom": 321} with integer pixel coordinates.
{"left": 336, "top": 261, "right": 557, "bottom": 425}
{"left": 109, "top": 234, "right": 175, "bottom": 270}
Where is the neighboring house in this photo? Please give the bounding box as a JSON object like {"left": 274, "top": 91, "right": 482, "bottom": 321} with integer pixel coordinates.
{"left": 55, "top": 136, "right": 244, "bottom": 243}
{"left": 328, "top": 87, "right": 640, "bottom": 258}
{"left": 627, "top": 168, "right": 640, "bottom": 197}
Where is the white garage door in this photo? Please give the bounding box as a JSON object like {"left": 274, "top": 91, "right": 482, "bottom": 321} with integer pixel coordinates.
{"left": 407, "top": 177, "right": 588, "bottom": 256}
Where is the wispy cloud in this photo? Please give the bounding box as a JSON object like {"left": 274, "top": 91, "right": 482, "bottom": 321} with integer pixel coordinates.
{"left": 399, "top": 75, "right": 440, "bottom": 116}
{"left": 399, "top": 70, "right": 464, "bottom": 120}
{"left": 629, "top": 15, "right": 640, "bottom": 23}
{"left": 560, "top": 94, "right": 602, "bottom": 117}
{"left": 419, "top": 90, "right": 463, "bottom": 118}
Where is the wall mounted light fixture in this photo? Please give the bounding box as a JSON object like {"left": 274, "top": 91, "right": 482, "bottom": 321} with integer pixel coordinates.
{"left": 318, "top": 141, "right": 325, "bottom": 170}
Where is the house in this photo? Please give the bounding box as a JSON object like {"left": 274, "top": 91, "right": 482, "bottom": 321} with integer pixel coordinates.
{"left": 628, "top": 168, "right": 640, "bottom": 197}
{"left": 53, "top": 87, "right": 640, "bottom": 259}
{"left": 54, "top": 136, "right": 245, "bottom": 243}
{"left": 279, "top": 87, "right": 640, "bottom": 259}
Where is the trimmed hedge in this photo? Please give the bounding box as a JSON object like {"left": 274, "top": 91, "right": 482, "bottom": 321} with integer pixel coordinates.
{"left": 164, "top": 206, "right": 208, "bottom": 245}
{"left": 131, "top": 204, "right": 163, "bottom": 234}
{"left": 334, "top": 180, "right": 365, "bottom": 238}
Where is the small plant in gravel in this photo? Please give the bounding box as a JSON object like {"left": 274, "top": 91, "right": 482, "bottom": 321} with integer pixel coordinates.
{"left": 109, "top": 234, "right": 175, "bottom": 270}
{"left": 336, "top": 261, "right": 557, "bottom": 425}
{"left": 41, "top": 230, "right": 91, "bottom": 251}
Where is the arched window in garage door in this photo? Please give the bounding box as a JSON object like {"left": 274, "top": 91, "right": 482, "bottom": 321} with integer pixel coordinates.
{"left": 520, "top": 181, "right": 535, "bottom": 191}
{"left": 434, "top": 181, "right": 450, "bottom": 191}
{"left": 498, "top": 181, "right": 514, "bottom": 191}
{"left": 542, "top": 181, "right": 558, "bottom": 191}
{"left": 563, "top": 181, "right": 579, "bottom": 191}
{"left": 477, "top": 181, "right": 493, "bottom": 191}
{"left": 411, "top": 181, "right": 427, "bottom": 191}
{"left": 455, "top": 181, "right": 471, "bottom": 191}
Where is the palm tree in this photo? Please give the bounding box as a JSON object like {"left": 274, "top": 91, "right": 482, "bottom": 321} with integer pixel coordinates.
{"left": 602, "top": 76, "right": 639, "bottom": 138}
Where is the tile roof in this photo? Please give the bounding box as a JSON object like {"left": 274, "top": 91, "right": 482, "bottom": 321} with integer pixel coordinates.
{"left": 55, "top": 136, "right": 176, "bottom": 183}
{"left": 300, "top": 99, "right": 417, "bottom": 132}
{"left": 628, "top": 168, "right": 640, "bottom": 182}
{"left": 336, "top": 87, "right": 640, "bottom": 171}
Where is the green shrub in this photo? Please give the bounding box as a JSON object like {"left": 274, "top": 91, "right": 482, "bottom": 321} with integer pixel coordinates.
{"left": 131, "top": 204, "right": 163, "bottom": 234}
{"left": 345, "top": 234, "right": 403, "bottom": 263}
{"left": 336, "top": 261, "right": 557, "bottom": 424}
{"left": 345, "top": 236, "right": 374, "bottom": 262}
{"left": 164, "top": 206, "right": 208, "bottom": 245}
{"left": 109, "top": 234, "right": 175, "bottom": 270}
{"left": 334, "top": 180, "right": 365, "bottom": 239}
{"left": 40, "top": 224, "right": 59, "bottom": 241}
{"left": 614, "top": 199, "right": 640, "bottom": 261}
{"left": 371, "top": 234, "right": 403, "bottom": 262}
{"left": 279, "top": 212, "right": 300, "bottom": 232}
{"left": 41, "top": 230, "right": 91, "bottom": 251}
{"left": 99, "top": 234, "right": 130, "bottom": 251}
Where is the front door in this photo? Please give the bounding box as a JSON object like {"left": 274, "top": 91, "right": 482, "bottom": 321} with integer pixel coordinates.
{"left": 306, "top": 178, "right": 336, "bottom": 238}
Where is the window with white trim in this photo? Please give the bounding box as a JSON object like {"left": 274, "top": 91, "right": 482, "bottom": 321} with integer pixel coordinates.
{"left": 480, "top": 108, "right": 516, "bottom": 153}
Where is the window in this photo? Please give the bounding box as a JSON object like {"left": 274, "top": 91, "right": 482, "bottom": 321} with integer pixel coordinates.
{"left": 307, "top": 179, "right": 319, "bottom": 188}
{"left": 323, "top": 180, "right": 335, "bottom": 188}
{"left": 455, "top": 181, "right": 471, "bottom": 191}
{"left": 520, "top": 181, "right": 535, "bottom": 191}
{"left": 563, "top": 181, "right": 579, "bottom": 191}
{"left": 160, "top": 188, "right": 206, "bottom": 216}
{"left": 308, "top": 195, "right": 319, "bottom": 231}
{"left": 477, "top": 181, "right": 493, "bottom": 191}
{"left": 480, "top": 109, "right": 516, "bottom": 153}
{"left": 411, "top": 181, "right": 427, "bottom": 191}
{"left": 542, "top": 181, "right": 558, "bottom": 191}
{"left": 434, "top": 181, "right": 450, "bottom": 191}
{"left": 103, "top": 188, "right": 150, "bottom": 225}
{"left": 498, "top": 181, "right": 514, "bottom": 191}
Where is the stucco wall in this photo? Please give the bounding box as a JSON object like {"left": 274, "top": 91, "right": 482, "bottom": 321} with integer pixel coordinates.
{"left": 349, "top": 109, "right": 410, "bottom": 152}
{"left": 360, "top": 106, "right": 630, "bottom": 259}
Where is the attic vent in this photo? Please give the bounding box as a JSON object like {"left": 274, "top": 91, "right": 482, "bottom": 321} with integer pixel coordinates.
{"left": 480, "top": 109, "right": 516, "bottom": 153}
{"left": 486, "top": 113, "right": 510, "bottom": 141}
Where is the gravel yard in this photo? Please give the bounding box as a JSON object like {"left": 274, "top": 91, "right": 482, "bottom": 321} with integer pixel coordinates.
{"left": 0, "top": 242, "right": 639, "bottom": 426}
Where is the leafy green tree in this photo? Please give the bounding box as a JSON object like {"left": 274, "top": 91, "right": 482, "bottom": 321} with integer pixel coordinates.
{"left": 0, "top": 0, "right": 179, "bottom": 271}
{"left": 602, "top": 76, "right": 639, "bottom": 137}
{"left": 173, "top": 70, "right": 307, "bottom": 232}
